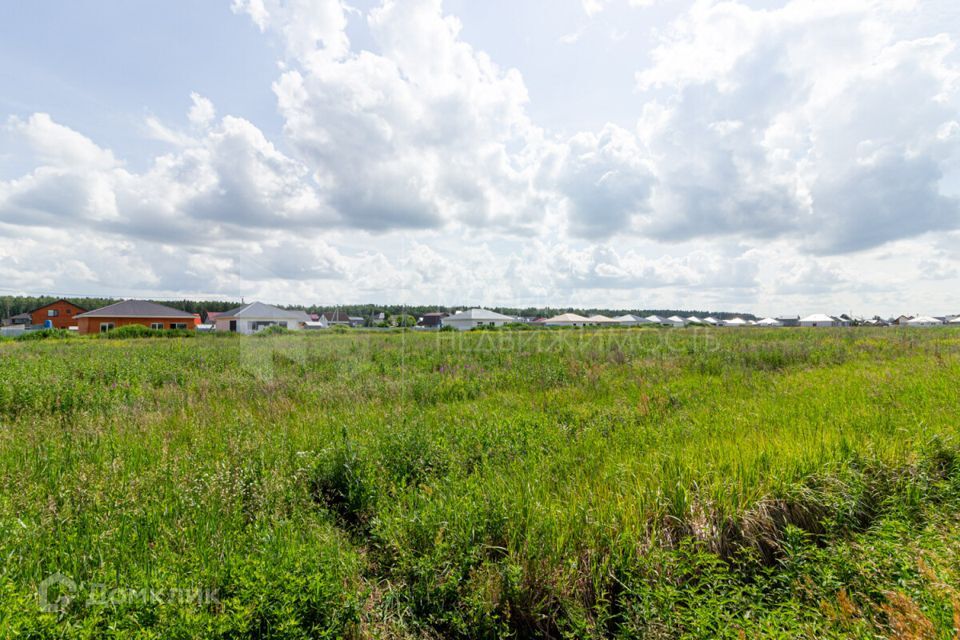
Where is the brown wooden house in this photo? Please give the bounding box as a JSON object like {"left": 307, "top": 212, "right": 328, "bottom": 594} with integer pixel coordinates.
{"left": 28, "top": 299, "right": 87, "bottom": 329}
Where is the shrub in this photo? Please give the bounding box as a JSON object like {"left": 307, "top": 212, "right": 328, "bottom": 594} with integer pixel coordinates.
{"left": 255, "top": 325, "right": 291, "bottom": 337}
{"left": 14, "top": 328, "right": 74, "bottom": 341}
{"left": 98, "top": 325, "right": 195, "bottom": 339}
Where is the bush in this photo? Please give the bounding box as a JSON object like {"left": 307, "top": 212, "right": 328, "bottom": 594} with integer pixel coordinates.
{"left": 98, "top": 325, "right": 195, "bottom": 339}
{"left": 255, "top": 325, "right": 291, "bottom": 337}
{"left": 14, "top": 328, "right": 75, "bottom": 341}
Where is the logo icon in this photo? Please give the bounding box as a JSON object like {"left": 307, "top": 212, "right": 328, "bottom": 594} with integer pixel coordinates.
{"left": 38, "top": 572, "right": 77, "bottom": 614}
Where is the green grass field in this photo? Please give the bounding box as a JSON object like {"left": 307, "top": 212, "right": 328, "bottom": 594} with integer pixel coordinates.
{"left": 1, "top": 327, "right": 959, "bottom": 638}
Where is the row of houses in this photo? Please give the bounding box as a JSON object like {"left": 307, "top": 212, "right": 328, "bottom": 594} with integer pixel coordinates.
{"left": 3, "top": 299, "right": 959, "bottom": 336}
{"left": 430, "top": 309, "right": 960, "bottom": 331}
{"left": 0, "top": 299, "right": 358, "bottom": 336}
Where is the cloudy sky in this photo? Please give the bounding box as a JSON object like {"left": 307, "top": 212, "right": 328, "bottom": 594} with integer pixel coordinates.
{"left": 1, "top": 0, "right": 959, "bottom": 316}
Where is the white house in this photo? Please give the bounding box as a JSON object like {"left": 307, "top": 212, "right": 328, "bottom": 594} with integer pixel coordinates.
{"left": 443, "top": 308, "right": 514, "bottom": 331}
{"left": 799, "top": 314, "right": 840, "bottom": 328}
{"left": 586, "top": 314, "right": 618, "bottom": 325}
{"left": 686, "top": 315, "right": 704, "bottom": 325}
{"left": 544, "top": 312, "right": 590, "bottom": 327}
{"left": 755, "top": 317, "right": 783, "bottom": 327}
{"left": 950, "top": 316, "right": 960, "bottom": 325}
{"left": 645, "top": 315, "right": 666, "bottom": 325}
{"left": 612, "top": 314, "right": 649, "bottom": 326}
{"left": 906, "top": 315, "right": 943, "bottom": 327}
{"left": 722, "top": 317, "right": 748, "bottom": 327}
{"left": 664, "top": 315, "right": 688, "bottom": 327}
{"left": 702, "top": 317, "right": 719, "bottom": 325}
{"left": 215, "top": 301, "right": 313, "bottom": 334}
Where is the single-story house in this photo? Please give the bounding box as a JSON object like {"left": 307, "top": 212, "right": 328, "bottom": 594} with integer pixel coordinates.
{"left": 799, "top": 314, "right": 840, "bottom": 328}
{"left": 443, "top": 308, "right": 515, "bottom": 331}
{"left": 644, "top": 315, "right": 667, "bottom": 325}
{"left": 949, "top": 316, "right": 960, "bottom": 325}
{"left": 776, "top": 315, "right": 800, "bottom": 327}
{"left": 418, "top": 312, "right": 449, "bottom": 328}
{"left": 893, "top": 315, "right": 913, "bottom": 325}
{"left": 75, "top": 300, "right": 197, "bottom": 334}
{"left": 25, "top": 299, "right": 87, "bottom": 329}
{"left": 586, "top": 314, "right": 618, "bottom": 325}
{"left": 702, "top": 316, "right": 719, "bottom": 325}
{"left": 755, "top": 317, "right": 783, "bottom": 327}
{"left": 906, "top": 315, "right": 943, "bottom": 327}
{"left": 2, "top": 312, "right": 32, "bottom": 326}
{"left": 543, "top": 313, "right": 590, "bottom": 327}
{"left": 612, "top": 314, "right": 649, "bottom": 326}
{"left": 685, "top": 315, "right": 704, "bottom": 325}
{"left": 323, "top": 310, "right": 353, "bottom": 326}
{"left": 665, "top": 315, "right": 688, "bottom": 327}
{"left": 215, "top": 301, "right": 312, "bottom": 334}
{"left": 722, "top": 317, "right": 748, "bottom": 327}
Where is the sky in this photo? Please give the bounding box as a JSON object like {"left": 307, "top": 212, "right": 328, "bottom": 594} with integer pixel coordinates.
{"left": 1, "top": 0, "right": 959, "bottom": 317}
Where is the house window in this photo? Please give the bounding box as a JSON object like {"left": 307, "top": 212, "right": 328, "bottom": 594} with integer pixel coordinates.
{"left": 48, "top": 310, "right": 59, "bottom": 317}
{"left": 150, "top": 323, "right": 164, "bottom": 330}
{"left": 170, "top": 323, "right": 187, "bottom": 330}
{"left": 100, "top": 323, "right": 115, "bottom": 333}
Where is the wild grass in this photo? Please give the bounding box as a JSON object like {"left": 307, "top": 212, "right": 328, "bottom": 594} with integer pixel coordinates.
{"left": 0, "top": 327, "right": 958, "bottom": 638}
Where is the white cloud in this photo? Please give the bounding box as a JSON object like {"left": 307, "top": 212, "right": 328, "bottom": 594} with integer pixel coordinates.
{"left": 187, "top": 93, "right": 216, "bottom": 129}
{"left": 628, "top": 0, "right": 960, "bottom": 252}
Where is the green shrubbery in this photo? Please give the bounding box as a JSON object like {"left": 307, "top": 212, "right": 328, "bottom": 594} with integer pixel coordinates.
{"left": 14, "top": 328, "right": 75, "bottom": 341}
{"left": 254, "top": 324, "right": 291, "bottom": 337}
{"left": 97, "top": 324, "right": 195, "bottom": 339}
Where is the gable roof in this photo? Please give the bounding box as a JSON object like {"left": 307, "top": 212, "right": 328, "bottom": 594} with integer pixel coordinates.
{"left": 76, "top": 300, "right": 195, "bottom": 319}
{"left": 545, "top": 313, "right": 589, "bottom": 322}
{"left": 27, "top": 299, "right": 87, "bottom": 315}
{"left": 218, "top": 301, "right": 311, "bottom": 322}
{"left": 447, "top": 308, "right": 514, "bottom": 321}
{"left": 323, "top": 310, "right": 352, "bottom": 322}
{"left": 800, "top": 313, "right": 836, "bottom": 323}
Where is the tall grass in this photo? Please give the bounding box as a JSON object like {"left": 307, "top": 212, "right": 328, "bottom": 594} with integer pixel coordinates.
{"left": 0, "top": 328, "right": 958, "bottom": 637}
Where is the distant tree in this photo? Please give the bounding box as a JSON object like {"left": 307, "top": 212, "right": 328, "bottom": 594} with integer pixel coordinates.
{"left": 393, "top": 314, "right": 416, "bottom": 328}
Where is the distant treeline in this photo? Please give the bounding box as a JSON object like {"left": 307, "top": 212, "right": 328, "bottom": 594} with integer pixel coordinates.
{"left": 0, "top": 296, "right": 757, "bottom": 322}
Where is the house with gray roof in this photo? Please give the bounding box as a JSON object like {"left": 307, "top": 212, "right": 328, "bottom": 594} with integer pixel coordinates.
{"left": 214, "top": 301, "right": 313, "bottom": 334}
{"left": 442, "top": 308, "right": 515, "bottom": 331}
